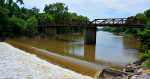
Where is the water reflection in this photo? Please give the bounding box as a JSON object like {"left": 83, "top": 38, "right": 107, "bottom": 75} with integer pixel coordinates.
{"left": 95, "top": 31, "right": 140, "bottom": 65}
{"left": 84, "top": 45, "right": 96, "bottom": 62}
{"left": 10, "top": 31, "right": 141, "bottom": 67}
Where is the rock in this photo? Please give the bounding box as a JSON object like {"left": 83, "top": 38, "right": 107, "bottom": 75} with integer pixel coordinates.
{"left": 98, "top": 69, "right": 128, "bottom": 79}
{"left": 135, "top": 68, "right": 143, "bottom": 75}
{"left": 124, "top": 64, "right": 135, "bottom": 73}
{"left": 133, "top": 60, "right": 143, "bottom": 66}
{"left": 96, "top": 62, "right": 150, "bottom": 79}
{"left": 143, "top": 68, "right": 150, "bottom": 74}
{"left": 128, "top": 66, "right": 150, "bottom": 79}
{"left": 130, "top": 74, "right": 150, "bottom": 79}
{"left": 98, "top": 60, "right": 150, "bottom": 79}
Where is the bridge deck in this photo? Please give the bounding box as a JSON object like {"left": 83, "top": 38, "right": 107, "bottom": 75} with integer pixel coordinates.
{"left": 38, "top": 24, "right": 145, "bottom": 28}
{"left": 38, "top": 18, "right": 145, "bottom": 28}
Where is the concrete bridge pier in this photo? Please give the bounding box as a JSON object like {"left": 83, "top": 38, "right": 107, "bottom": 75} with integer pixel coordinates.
{"left": 84, "top": 27, "right": 97, "bottom": 45}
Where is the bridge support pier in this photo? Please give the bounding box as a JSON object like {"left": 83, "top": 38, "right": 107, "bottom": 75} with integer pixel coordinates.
{"left": 84, "top": 27, "right": 96, "bottom": 45}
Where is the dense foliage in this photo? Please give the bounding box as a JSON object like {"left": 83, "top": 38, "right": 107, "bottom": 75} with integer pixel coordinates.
{"left": 0, "top": 1, "right": 88, "bottom": 37}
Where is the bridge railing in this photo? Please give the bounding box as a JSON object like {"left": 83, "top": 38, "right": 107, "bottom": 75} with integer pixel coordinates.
{"left": 89, "top": 18, "right": 127, "bottom": 25}
{"left": 38, "top": 18, "right": 145, "bottom": 27}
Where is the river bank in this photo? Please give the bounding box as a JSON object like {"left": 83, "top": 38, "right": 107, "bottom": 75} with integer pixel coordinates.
{"left": 0, "top": 42, "right": 93, "bottom": 79}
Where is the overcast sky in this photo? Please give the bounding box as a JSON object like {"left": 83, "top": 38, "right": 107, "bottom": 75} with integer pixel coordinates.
{"left": 23, "top": 0, "right": 150, "bottom": 19}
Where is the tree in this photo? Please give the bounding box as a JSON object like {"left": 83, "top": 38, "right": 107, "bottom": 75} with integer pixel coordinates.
{"left": 37, "top": 13, "right": 54, "bottom": 24}
{"left": 0, "top": 6, "right": 9, "bottom": 25}
{"left": 136, "top": 13, "right": 147, "bottom": 24}
{"left": 0, "top": 0, "right": 5, "bottom": 6}
{"left": 31, "top": 7, "right": 40, "bottom": 15}
{"left": 44, "top": 2, "right": 68, "bottom": 24}
{"left": 26, "top": 16, "right": 38, "bottom": 36}
{"left": 2, "top": 0, "right": 24, "bottom": 17}
{"left": 16, "top": 0, "right": 24, "bottom": 5}
{"left": 0, "top": 1, "right": 89, "bottom": 36}
{"left": 144, "top": 9, "right": 150, "bottom": 18}
{"left": 44, "top": 2, "right": 68, "bottom": 14}
{"left": 19, "top": 7, "right": 39, "bottom": 19}
{"left": 0, "top": 6, "right": 9, "bottom": 36}
{"left": 9, "top": 16, "right": 27, "bottom": 36}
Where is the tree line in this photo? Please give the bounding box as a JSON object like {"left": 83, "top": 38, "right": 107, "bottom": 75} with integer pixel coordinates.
{"left": 0, "top": 0, "right": 89, "bottom": 37}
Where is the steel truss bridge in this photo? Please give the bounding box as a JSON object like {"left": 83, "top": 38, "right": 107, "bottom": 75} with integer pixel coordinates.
{"left": 38, "top": 18, "right": 145, "bottom": 28}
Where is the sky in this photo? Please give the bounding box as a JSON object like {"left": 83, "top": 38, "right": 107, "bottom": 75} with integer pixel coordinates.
{"left": 22, "top": 0, "right": 150, "bottom": 20}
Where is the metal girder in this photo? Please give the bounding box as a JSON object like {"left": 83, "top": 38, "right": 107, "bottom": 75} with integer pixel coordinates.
{"left": 38, "top": 18, "right": 145, "bottom": 28}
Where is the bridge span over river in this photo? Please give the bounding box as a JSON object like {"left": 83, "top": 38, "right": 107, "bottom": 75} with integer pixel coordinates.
{"left": 38, "top": 18, "right": 145, "bottom": 44}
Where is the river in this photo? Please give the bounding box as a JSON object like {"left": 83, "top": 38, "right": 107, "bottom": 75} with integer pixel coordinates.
{"left": 9, "top": 30, "right": 141, "bottom": 68}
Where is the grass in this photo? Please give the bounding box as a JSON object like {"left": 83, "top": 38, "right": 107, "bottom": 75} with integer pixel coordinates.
{"left": 141, "top": 50, "right": 150, "bottom": 67}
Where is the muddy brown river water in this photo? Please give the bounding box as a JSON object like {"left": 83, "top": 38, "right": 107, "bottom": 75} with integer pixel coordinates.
{"left": 8, "top": 31, "right": 141, "bottom": 77}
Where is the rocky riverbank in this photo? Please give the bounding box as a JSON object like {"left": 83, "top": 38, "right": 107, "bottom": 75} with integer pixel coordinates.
{"left": 123, "top": 61, "right": 150, "bottom": 79}
{"left": 0, "top": 42, "right": 92, "bottom": 79}
{"left": 97, "top": 61, "right": 150, "bottom": 79}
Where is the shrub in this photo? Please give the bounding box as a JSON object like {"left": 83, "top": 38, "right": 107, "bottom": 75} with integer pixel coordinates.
{"left": 138, "top": 26, "right": 150, "bottom": 47}
{"left": 26, "top": 16, "right": 38, "bottom": 36}
{"left": 9, "top": 16, "right": 27, "bottom": 36}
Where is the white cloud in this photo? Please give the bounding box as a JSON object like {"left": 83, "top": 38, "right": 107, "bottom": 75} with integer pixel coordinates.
{"left": 22, "top": 0, "right": 150, "bottom": 19}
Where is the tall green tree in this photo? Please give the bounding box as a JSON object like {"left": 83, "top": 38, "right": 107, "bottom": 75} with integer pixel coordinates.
{"left": 136, "top": 13, "right": 147, "bottom": 24}
{"left": 2, "top": 0, "right": 24, "bottom": 17}
{"left": 26, "top": 16, "right": 38, "bottom": 36}
{"left": 144, "top": 9, "right": 150, "bottom": 18}
{"left": 44, "top": 2, "right": 68, "bottom": 23}
{"left": 44, "top": 2, "right": 68, "bottom": 14}
{"left": 0, "top": 6, "right": 9, "bottom": 36}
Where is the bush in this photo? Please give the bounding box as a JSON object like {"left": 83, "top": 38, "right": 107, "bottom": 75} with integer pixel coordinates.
{"left": 37, "top": 13, "right": 54, "bottom": 24}
{"left": 9, "top": 16, "right": 27, "bottom": 36}
{"left": 142, "top": 50, "right": 150, "bottom": 67}
{"left": 138, "top": 28, "right": 150, "bottom": 43}
{"left": 0, "top": 6, "right": 10, "bottom": 36}
{"left": 26, "top": 16, "right": 38, "bottom": 36}
{"left": 142, "top": 59, "right": 150, "bottom": 67}
{"left": 142, "top": 50, "right": 150, "bottom": 60}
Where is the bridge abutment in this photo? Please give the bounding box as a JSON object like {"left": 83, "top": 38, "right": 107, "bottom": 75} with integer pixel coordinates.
{"left": 84, "top": 27, "right": 97, "bottom": 45}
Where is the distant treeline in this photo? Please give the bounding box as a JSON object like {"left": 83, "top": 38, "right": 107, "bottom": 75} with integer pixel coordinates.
{"left": 0, "top": 0, "right": 88, "bottom": 37}
{"left": 102, "top": 9, "right": 150, "bottom": 67}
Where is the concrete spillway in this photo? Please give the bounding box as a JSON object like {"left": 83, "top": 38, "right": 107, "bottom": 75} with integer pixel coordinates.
{"left": 0, "top": 42, "right": 94, "bottom": 79}
{"left": 7, "top": 41, "right": 104, "bottom": 77}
